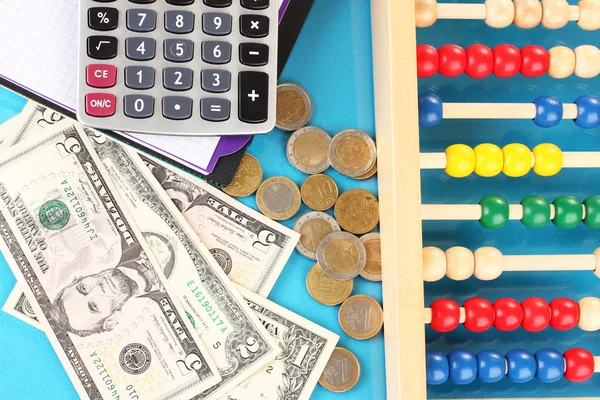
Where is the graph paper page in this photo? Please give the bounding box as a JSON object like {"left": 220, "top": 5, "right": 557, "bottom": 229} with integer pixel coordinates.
{"left": 0, "top": 0, "right": 219, "bottom": 172}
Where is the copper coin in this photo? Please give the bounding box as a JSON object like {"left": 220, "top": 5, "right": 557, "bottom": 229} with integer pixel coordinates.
{"left": 300, "top": 174, "right": 339, "bottom": 211}
{"left": 334, "top": 189, "right": 379, "bottom": 235}
{"left": 338, "top": 295, "right": 383, "bottom": 340}
{"left": 221, "top": 153, "right": 263, "bottom": 197}
{"left": 319, "top": 347, "right": 361, "bottom": 392}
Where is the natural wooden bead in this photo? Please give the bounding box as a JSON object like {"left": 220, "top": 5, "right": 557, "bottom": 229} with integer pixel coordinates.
{"left": 541, "top": 0, "right": 570, "bottom": 29}
{"left": 423, "top": 246, "right": 447, "bottom": 282}
{"left": 514, "top": 0, "right": 543, "bottom": 28}
{"left": 445, "top": 246, "right": 475, "bottom": 281}
{"left": 593, "top": 248, "right": 600, "bottom": 278}
{"left": 578, "top": 0, "right": 600, "bottom": 30}
{"left": 485, "top": 0, "right": 516, "bottom": 28}
{"left": 473, "top": 247, "right": 503, "bottom": 281}
{"left": 574, "top": 45, "right": 600, "bottom": 78}
{"left": 578, "top": 296, "right": 600, "bottom": 331}
{"left": 548, "top": 46, "right": 576, "bottom": 78}
{"left": 416, "top": 0, "right": 438, "bottom": 28}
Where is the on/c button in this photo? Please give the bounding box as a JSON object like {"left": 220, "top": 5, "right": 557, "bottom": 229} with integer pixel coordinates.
{"left": 86, "top": 64, "right": 117, "bottom": 88}
{"left": 85, "top": 93, "right": 116, "bottom": 117}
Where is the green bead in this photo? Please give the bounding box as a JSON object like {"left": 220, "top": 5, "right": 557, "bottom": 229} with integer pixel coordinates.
{"left": 520, "top": 195, "right": 550, "bottom": 228}
{"left": 583, "top": 196, "right": 600, "bottom": 228}
{"left": 479, "top": 195, "right": 509, "bottom": 230}
{"left": 552, "top": 196, "right": 583, "bottom": 229}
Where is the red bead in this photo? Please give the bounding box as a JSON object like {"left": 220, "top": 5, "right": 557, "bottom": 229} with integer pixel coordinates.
{"left": 493, "top": 298, "right": 523, "bottom": 331}
{"left": 550, "top": 298, "right": 580, "bottom": 330}
{"left": 520, "top": 45, "right": 549, "bottom": 77}
{"left": 417, "top": 44, "right": 439, "bottom": 78}
{"left": 438, "top": 44, "right": 467, "bottom": 77}
{"left": 564, "top": 348, "right": 595, "bottom": 382}
{"left": 521, "top": 297, "right": 551, "bottom": 332}
{"left": 463, "top": 297, "right": 494, "bottom": 332}
{"left": 492, "top": 44, "right": 522, "bottom": 78}
{"left": 465, "top": 44, "right": 493, "bottom": 79}
{"left": 430, "top": 299, "right": 460, "bottom": 332}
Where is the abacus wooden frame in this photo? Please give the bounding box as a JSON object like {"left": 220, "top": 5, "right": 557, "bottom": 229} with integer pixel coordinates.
{"left": 371, "top": 0, "right": 427, "bottom": 399}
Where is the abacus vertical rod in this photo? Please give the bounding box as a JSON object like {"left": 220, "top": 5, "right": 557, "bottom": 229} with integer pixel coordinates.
{"left": 503, "top": 254, "right": 597, "bottom": 272}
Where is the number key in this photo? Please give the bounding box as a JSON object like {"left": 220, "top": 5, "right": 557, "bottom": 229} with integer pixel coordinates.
{"left": 201, "top": 70, "right": 230, "bottom": 93}
{"left": 126, "top": 9, "right": 157, "bottom": 32}
{"left": 165, "top": 10, "right": 195, "bottom": 34}
{"left": 202, "top": 13, "right": 232, "bottom": 36}
{"left": 163, "top": 68, "right": 193, "bottom": 91}
{"left": 125, "top": 66, "right": 155, "bottom": 89}
{"left": 126, "top": 37, "right": 156, "bottom": 61}
{"left": 88, "top": 7, "right": 119, "bottom": 31}
{"left": 202, "top": 41, "right": 231, "bottom": 64}
{"left": 164, "top": 39, "right": 194, "bottom": 62}
{"left": 124, "top": 95, "right": 154, "bottom": 118}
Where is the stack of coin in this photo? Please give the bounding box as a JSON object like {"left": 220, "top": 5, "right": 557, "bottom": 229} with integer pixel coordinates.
{"left": 338, "top": 294, "right": 383, "bottom": 340}
{"left": 222, "top": 153, "right": 263, "bottom": 197}
{"left": 334, "top": 188, "right": 380, "bottom": 234}
{"left": 319, "top": 347, "right": 361, "bottom": 393}
{"left": 328, "top": 129, "right": 377, "bottom": 178}
{"left": 293, "top": 211, "right": 340, "bottom": 260}
{"left": 256, "top": 176, "right": 301, "bottom": 220}
{"left": 276, "top": 83, "right": 313, "bottom": 131}
{"left": 286, "top": 126, "right": 331, "bottom": 174}
{"left": 300, "top": 174, "right": 338, "bottom": 211}
{"left": 316, "top": 231, "right": 367, "bottom": 281}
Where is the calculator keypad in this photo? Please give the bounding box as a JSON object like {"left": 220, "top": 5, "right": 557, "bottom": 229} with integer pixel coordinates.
{"left": 80, "top": 0, "right": 277, "bottom": 135}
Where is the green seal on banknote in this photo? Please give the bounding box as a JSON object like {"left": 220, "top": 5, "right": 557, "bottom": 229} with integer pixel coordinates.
{"left": 38, "top": 199, "right": 70, "bottom": 230}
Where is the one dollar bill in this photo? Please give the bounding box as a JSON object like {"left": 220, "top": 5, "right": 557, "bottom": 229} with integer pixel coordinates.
{"left": 0, "top": 124, "right": 220, "bottom": 399}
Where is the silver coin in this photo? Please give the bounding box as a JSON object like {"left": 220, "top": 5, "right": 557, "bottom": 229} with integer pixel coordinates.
{"left": 316, "top": 231, "right": 367, "bottom": 281}
{"left": 286, "top": 126, "right": 332, "bottom": 174}
{"left": 293, "top": 211, "right": 341, "bottom": 260}
{"left": 328, "top": 129, "right": 376, "bottom": 177}
{"left": 276, "top": 83, "right": 313, "bottom": 131}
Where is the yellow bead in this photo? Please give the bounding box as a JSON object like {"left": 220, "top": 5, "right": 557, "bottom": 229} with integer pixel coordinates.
{"left": 445, "top": 144, "right": 476, "bottom": 178}
{"left": 548, "top": 46, "right": 576, "bottom": 79}
{"left": 473, "top": 246, "right": 503, "bottom": 280}
{"left": 578, "top": 0, "right": 600, "bottom": 30}
{"left": 416, "top": 0, "right": 438, "bottom": 28}
{"left": 532, "top": 143, "right": 563, "bottom": 176}
{"left": 423, "top": 246, "right": 446, "bottom": 282}
{"left": 502, "top": 143, "right": 532, "bottom": 177}
{"left": 485, "top": 0, "right": 516, "bottom": 28}
{"left": 578, "top": 296, "right": 600, "bottom": 331}
{"left": 474, "top": 144, "right": 504, "bottom": 177}
{"left": 445, "top": 246, "right": 475, "bottom": 281}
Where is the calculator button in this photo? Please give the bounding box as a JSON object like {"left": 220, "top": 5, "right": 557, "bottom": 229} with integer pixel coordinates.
{"left": 201, "top": 98, "right": 230, "bottom": 122}
{"left": 129, "top": 0, "right": 155, "bottom": 3}
{"left": 163, "top": 96, "right": 193, "bottom": 120}
{"left": 239, "top": 71, "right": 268, "bottom": 123}
{"left": 202, "top": 13, "right": 232, "bottom": 36}
{"left": 87, "top": 36, "right": 118, "bottom": 59}
{"left": 166, "top": 0, "right": 195, "bottom": 4}
{"left": 124, "top": 95, "right": 154, "bottom": 118}
{"left": 240, "top": 15, "right": 269, "bottom": 38}
{"left": 239, "top": 43, "right": 269, "bottom": 66}
{"left": 85, "top": 93, "right": 116, "bottom": 117}
{"left": 201, "top": 70, "right": 231, "bottom": 93}
{"left": 86, "top": 64, "right": 117, "bottom": 88}
{"left": 241, "top": 0, "right": 269, "bottom": 10}
{"left": 165, "top": 10, "right": 195, "bottom": 34}
{"left": 164, "top": 39, "right": 194, "bottom": 62}
{"left": 203, "top": 0, "right": 232, "bottom": 7}
{"left": 126, "top": 37, "right": 156, "bottom": 61}
{"left": 127, "top": 9, "right": 157, "bottom": 32}
{"left": 163, "top": 68, "right": 193, "bottom": 91}
{"left": 202, "top": 41, "right": 231, "bottom": 64}
{"left": 125, "top": 66, "right": 155, "bottom": 89}
{"left": 88, "top": 8, "right": 119, "bottom": 31}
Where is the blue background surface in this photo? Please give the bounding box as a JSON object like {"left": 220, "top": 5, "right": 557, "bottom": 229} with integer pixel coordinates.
{"left": 0, "top": 1, "right": 384, "bottom": 399}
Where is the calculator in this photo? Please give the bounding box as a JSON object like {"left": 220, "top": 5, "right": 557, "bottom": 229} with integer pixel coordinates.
{"left": 77, "top": 0, "right": 277, "bottom": 136}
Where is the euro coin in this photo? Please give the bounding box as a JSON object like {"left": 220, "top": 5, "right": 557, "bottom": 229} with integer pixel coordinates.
{"left": 222, "top": 153, "right": 263, "bottom": 197}
{"left": 286, "top": 126, "right": 331, "bottom": 174}
{"left": 338, "top": 295, "right": 383, "bottom": 340}
{"left": 276, "top": 83, "right": 313, "bottom": 131}
{"left": 316, "top": 231, "right": 366, "bottom": 281}
{"left": 294, "top": 211, "right": 341, "bottom": 260}
{"left": 306, "top": 263, "right": 353, "bottom": 306}
{"left": 300, "top": 174, "right": 338, "bottom": 211}
{"left": 256, "top": 176, "right": 301, "bottom": 220}
{"left": 328, "top": 129, "right": 376, "bottom": 177}
{"left": 354, "top": 160, "right": 378, "bottom": 180}
{"left": 334, "top": 189, "right": 379, "bottom": 235}
{"left": 319, "top": 347, "right": 361, "bottom": 392}
{"left": 359, "top": 232, "right": 382, "bottom": 281}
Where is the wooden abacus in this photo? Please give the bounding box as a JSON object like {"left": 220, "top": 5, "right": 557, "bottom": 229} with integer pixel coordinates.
{"left": 371, "top": 0, "right": 600, "bottom": 399}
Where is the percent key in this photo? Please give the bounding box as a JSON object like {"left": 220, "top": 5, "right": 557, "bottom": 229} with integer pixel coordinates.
{"left": 88, "top": 7, "right": 118, "bottom": 31}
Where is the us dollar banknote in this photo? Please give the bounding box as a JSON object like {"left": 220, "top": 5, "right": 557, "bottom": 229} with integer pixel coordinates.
{"left": 2, "top": 285, "right": 39, "bottom": 325}
{"left": 140, "top": 154, "right": 300, "bottom": 296}
{"left": 0, "top": 123, "right": 221, "bottom": 399}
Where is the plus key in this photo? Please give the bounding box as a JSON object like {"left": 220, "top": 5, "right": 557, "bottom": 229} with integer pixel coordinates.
{"left": 239, "top": 71, "right": 268, "bottom": 123}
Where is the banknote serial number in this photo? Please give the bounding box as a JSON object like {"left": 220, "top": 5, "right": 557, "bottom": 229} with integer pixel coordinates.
{"left": 187, "top": 280, "right": 226, "bottom": 334}
{"left": 90, "top": 351, "right": 124, "bottom": 399}
{"left": 63, "top": 180, "right": 98, "bottom": 241}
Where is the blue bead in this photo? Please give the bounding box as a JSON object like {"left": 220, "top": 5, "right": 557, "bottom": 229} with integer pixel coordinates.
{"left": 535, "top": 348, "right": 564, "bottom": 383}
{"left": 418, "top": 93, "right": 443, "bottom": 127}
{"left": 448, "top": 349, "right": 477, "bottom": 385}
{"left": 533, "top": 96, "right": 563, "bottom": 128}
{"left": 574, "top": 95, "right": 600, "bottom": 129}
{"left": 426, "top": 350, "right": 449, "bottom": 385}
{"left": 477, "top": 350, "right": 506, "bottom": 383}
{"left": 506, "top": 349, "right": 536, "bottom": 383}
